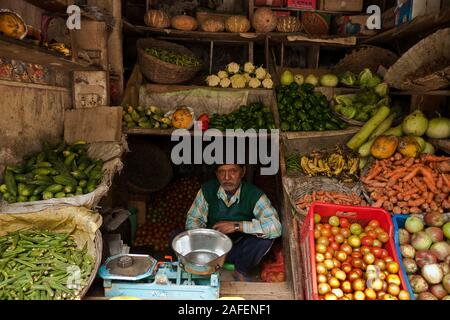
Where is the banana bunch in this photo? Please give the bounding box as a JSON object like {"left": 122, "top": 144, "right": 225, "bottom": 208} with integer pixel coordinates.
{"left": 47, "top": 43, "right": 71, "bottom": 56}
{"left": 298, "top": 147, "right": 360, "bottom": 182}
{"left": 123, "top": 105, "right": 172, "bottom": 129}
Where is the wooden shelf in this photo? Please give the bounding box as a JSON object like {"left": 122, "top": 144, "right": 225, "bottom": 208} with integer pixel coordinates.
{"left": 254, "top": 5, "right": 358, "bottom": 15}
{"left": 390, "top": 90, "right": 450, "bottom": 96}
{"left": 363, "top": 8, "right": 450, "bottom": 45}
{"left": 282, "top": 127, "right": 360, "bottom": 140}
{"left": 0, "top": 35, "right": 95, "bottom": 71}
{"left": 23, "top": 0, "right": 67, "bottom": 13}
{"left": 126, "top": 127, "right": 277, "bottom": 137}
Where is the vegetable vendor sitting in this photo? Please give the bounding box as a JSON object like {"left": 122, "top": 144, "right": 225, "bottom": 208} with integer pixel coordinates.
{"left": 186, "top": 164, "right": 282, "bottom": 281}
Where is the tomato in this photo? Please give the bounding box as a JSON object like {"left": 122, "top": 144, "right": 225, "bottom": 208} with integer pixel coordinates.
{"left": 383, "top": 256, "right": 394, "bottom": 263}
{"left": 317, "top": 274, "right": 328, "bottom": 283}
{"left": 321, "top": 228, "right": 331, "bottom": 237}
{"left": 377, "top": 232, "right": 389, "bottom": 243}
{"left": 324, "top": 252, "right": 333, "bottom": 260}
{"left": 350, "top": 223, "right": 363, "bottom": 235}
{"left": 374, "top": 259, "right": 386, "bottom": 271}
{"left": 336, "top": 251, "right": 348, "bottom": 262}
{"left": 360, "top": 245, "right": 371, "bottom": 255}
{"left": 386, "top": 261, "right": 399, "bottom": 274}
{"left": 364, "top": 225, "right": 374, "bottom": 232}
{"left": 353, "top": 290, "right": 366, "bottom": 300}
{"left": 331, "top": 226, "right": 340, "bottom": 236}
{"left": 324, "top": 259, "right": 334, "bottom": 270}
{"left": 340, "top": 244, "right": 352, "bottom": 255}
{"left": 371, "top": 247, "right": 382, "bottom": 258}
{"left": 348, "top": 270, "right": 360, "bottom": 282}
{"left": 353, "top": 269, "right": 363, "bottom": 278}
{"left": 326, "top": 247, "right": 335, "bottom": 256}
{"left": 351, "top": 251, "right": 362, "bottom": 259}
{"left": 324, "top": 293, "right": 338, "bottom": 300}
{"left": 328, "top": 216, "right": 339, "bottom": 226}
{"left": 316, "top": 253, "right": 325, "bottom": 263}
{"left": 318, "top": 283, "right": 331, "bottom": 295}
{"left": 380, "top": 249, "right": 389, "bottom": 258}
{"left": 368, "top": 220, "right": 380, "bottom": 229}
{"left": 314, "top": 214, "right": 321, "bottom": 224}
{"left": 374, "top": 227, "right": 385, "bottom": 235}
{"left": 316, "top": 224, "right": 323, "bottom": 231}
{"left": 348, "top": 235, "right": 361, "bottom": 248}
{"left": 372, "top": 239, "right": 382, "bottom": 248}
{"left": 341, "top": 262, "right": 352, "bottom": 274}
{"left": 331, "top": 288, "right": 344, "bottom": 299}
{"left": 364, "top": 288, "right": 377, "bottom": 300}
{"left": 341, "top": 281, "right": 352, "bottom": 293}
{"left": 370, "top": 278, "right": 384, "bottom": 291}
{"left": 351, "top": 258, "right": 363, "bottom": 269}
{"left": 335, "top": 270, "right": 346, "bottom": 281}
{"left": 316, "top": 243, "right": 327, "bottom": 254}
{"left": 317, "top": 236, "right": 329, "bottom": 246}
{"left": 316, "top": 263, "right": 328, "bottom": 275}
{"left": 334, "top": 234, "right": 344, "bottom": 244}
{"left": 377, "top": 291, "right": 386, "bottom": 299}
{"left": 340, "top": 228, "right": 351, "bottom": 238}
{"left": 386, "top": 274, "right": 401, "bottom": 286}
{"left": 363, "top": 253, "right": 375, "bottom": 265}
{"left": 329, "top": 241, "right": 340, "bottom": 251}
{"left": 398, "top": 290, "right": 410, "bottom": 300}
{"left": 328, "top": 277, "right": 340, "bottom": 289}
{"left": 366, "top": 230, "right": 377, "bottom": 239}
{"left": 352, "top": 278, "right": 366, "bottom": 291}
{"left": 388, "top": 284, "right": 400, "bottom": 296}
{"left": 339, "top": 218, "right": 350, "bottom": 229}
{"left": 332, "top": 258, "right": 341, "bottom": 269}
{"left": 323, "top": 224, "right": 332, "bottom": 230}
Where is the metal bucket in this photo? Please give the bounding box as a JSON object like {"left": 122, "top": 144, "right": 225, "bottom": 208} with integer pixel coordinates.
{"left": 172, "top": 229, "right": 232, "bottom": 276}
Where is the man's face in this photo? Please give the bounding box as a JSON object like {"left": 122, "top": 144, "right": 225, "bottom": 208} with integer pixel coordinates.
{"left": 216, "top": 164, "right": 244, "bottom": 193}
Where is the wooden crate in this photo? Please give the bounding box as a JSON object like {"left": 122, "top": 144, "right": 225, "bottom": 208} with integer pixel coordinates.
{"left": 73, "top": 71, "right": 109, "bottom": 109}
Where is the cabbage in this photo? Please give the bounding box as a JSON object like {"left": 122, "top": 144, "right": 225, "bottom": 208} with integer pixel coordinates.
{"left": 340, "top": 106, "right": 357, "bottom": 119}
{"left": 320, "top": 74, "right": 339, "bottom": 87}
{"left": 426, "top": 117, "right": 450, "bottom": 139}
{"left": 305, "top": 74, "right": 319, "bottom": 86}
{"left": 358, "top": 68, "right": 373, "bottom": 87}
{"left": 340, "top": 71, "right": 357, "bottom": 86}
{"left": 375, "top": 83, "right": 389, "bottom": 97}
{"left": 402, "top": 110, "right": 429, "bottom": 136}
{"left": 335, "top": 95, "right": 354, "bottom": 106}
{"left": 367, "top": 75, "right": 382, "bottom": 88}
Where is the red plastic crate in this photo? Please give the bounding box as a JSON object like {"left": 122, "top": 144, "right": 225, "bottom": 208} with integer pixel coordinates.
{"left": 300, "top": 202, "right": 409, "bottom": 300}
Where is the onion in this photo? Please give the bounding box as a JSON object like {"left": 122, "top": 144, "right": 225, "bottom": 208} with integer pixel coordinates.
{"left": 422, "top": 264, "right": 444, "bottom": 284}
{"left": 415, "top": 250, "right": 438, "bottom": 268}
{"left": 398, "top": 228, "right": 411, "bottom": 245}
{"left": 403, "top": 258, "right": 418, "bottom": 274}
{"left": 443, "top": 274, "right": 450, "bottom": 293}
{"left": 418, "top": 292, "right": 438, "bottom": 300}
{"left": 405, "top": 216, "right": 424, "bottom": 233}
{"left": 430, "top": 241, "right": 450, "bottom": 261}
{"left": 440, "top": 262, "right": 450, "bottom": 275}
{"left": 400, "top": 244, "right": 416, "bottom": 259}
{"left": 411, "top": 231, "right": 432, "bottom": 251}
{"left": 424, "top": 212, "right": 445, "bottom": 228}
{"left": 444, "top": 222, "right": 450, "bottom": 240}
{"left": 426, "top": 117, "right": 450, "bottom": 139}
{"left": 425, "top": 227, "right": 444, "bottom": 243}
{"left": 410, "top": 275, "right": 429, "bottom": 293}
{"left": 430, "top": 284, "right": 447, "bottom": 299}
{"left": 402, "top": 110, "right": 429, "bottom": 137}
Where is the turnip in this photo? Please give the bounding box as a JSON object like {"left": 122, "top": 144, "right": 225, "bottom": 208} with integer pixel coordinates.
{"left": 422, "top": 264, "right": 444, "bottom": 284}
{"left": 410, "top": 275, "right": 429, "bottom": 293}
{"left": 411, "top": 231, "right": 432, "bottom": 251}
{"left": 430, "top": 284, "right": 447, "bottom": 299}
{"left": 400, "top": 244, "right": 416, "bottom": 259}
{"left": 425, "top": 227, "right": 444, "bottom": 243}
{"left": 440, "top": 262, "right": 450, "bottom": 275}
{"left": 398, "top": 228, "right": 410, "bottom": 245}
{"left": 430, "top": 241, "right": 450, "bottom": 261}
{"left": 405, "top": 216, "right": 424, "bottom": 233}
{"left": 415, "top": 250, "right": 438, "bottom": 268}
{"left": 418, "top": 292, "right": 438, "bottom": 300}
{"left": 403, "top": 258, "right": 418, "bottom": 274}
{"left": 424, "top": 212, "right": 445, "bottom": 228}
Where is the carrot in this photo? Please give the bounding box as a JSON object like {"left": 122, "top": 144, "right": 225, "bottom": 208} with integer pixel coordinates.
{"left": 405, "top": 157, "right": 416, "bottom": 167}
{"left": 410, "top": 207, "right": 422, "bottom": 214}
{"left": 383, "top": 201, "right": 394, "bottom": 211}
{"left": 422, "top": 154, "right": 450, "bottom": 162}
{"left": 403, "top": 188, "right": 419, "bottom": 196}
{"left": 412, "top": 177, "right": 426, "bottom": 193}
{"left": 394, "top": 153, "right": 402, "bottom": 161}
{"left": 421, "top": 203, "right": 429, "bottom": 211}
{"left": 397, "top": 201, "right": 408, "bottom": 207}
{"left": 366, "top": 164, "right": 383, "bottom": 181}
{"left": 430, "top": 201, "right": 438, "bottom": 211}
{"left": 403, "top": 166, "right": 422, "bottom": 182}
{"left": 373, "top": 197, "right": 386, "bottom": 208}
{"left": 427, "top": 191, "right": 434, "bottom": 204}
{"left": 442, "top": 174, "right": 450, "bottom": 188}
{"left": 386, "top": 167, "right": 408, "bottom": 178}
{"left": 423, "top": 176, "right": 437, "bottom": 194}
{"left": 408, "top": 198, "right": 425, "bottom": 207}
{"left": 401, "top": 207, "right": 410, "bottom": 214}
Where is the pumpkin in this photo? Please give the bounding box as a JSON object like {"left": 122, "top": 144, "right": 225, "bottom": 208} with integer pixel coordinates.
{"left": 370, "top": 135, "right": 399, "bottom": 159}
{"left": 276, "top": 16, "right": 301, "bottom": 33}
{"left": 225, "top": 16, "right": 251, "bottom": 33}
{"left": 172, "top": 107, "right": 193, "bottom": 129}
{"left": 171, "top": 15, "right": 198, "bottom": 31}
{"left": 200, "top": 19, "right": 225, "bottom": 32}
{"left": 144, "top": 10, "right": 170, "bottom": 29}
{"left": 0, "top": 10, "right": 27, "bottom": 40}
{"left": 252, "top": 8, "right": 278, "bottom": 33}
{"left": 398, "top": 136, "right": 422, "bottom": 158}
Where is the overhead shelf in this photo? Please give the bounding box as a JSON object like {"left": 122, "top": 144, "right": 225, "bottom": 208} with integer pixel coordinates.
{"left": 0, "top": 35, "right": 95, "bottom": 71}
{"left": 363, "top": 8, "right": 450, "bottom": 44}
{"left": 253, "top": 5, "right": 359, "bottom": 15}
{"left": 23, "top": 0, "right": 67, "bottom": 13}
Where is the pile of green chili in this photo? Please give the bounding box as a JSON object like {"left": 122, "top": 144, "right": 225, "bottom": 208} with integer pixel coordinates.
{"left": 145, "top": 47, "right": 201, "bottom": 68}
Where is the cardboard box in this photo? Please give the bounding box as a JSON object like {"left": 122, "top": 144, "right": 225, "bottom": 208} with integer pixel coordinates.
{"left": 287, "top": 0, "right": 317, "bottom": 10}
{"left": 319, "top": 0, "right": 363, "bottom": 12}
{"left": 255, "top": 0, "right": 285, "bottom": 6}
{"left": 395, "top": 0, "right": 441, "bottom": 26}
{"left": 336, "top": 15, "right": 378, "bottom": 36}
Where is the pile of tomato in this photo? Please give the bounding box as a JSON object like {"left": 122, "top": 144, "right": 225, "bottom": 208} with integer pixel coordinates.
{"left": 313, "top": 213, "right": 410, "bottom": 300}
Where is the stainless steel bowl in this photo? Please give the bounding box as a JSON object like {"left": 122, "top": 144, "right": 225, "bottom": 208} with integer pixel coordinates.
{"left": 172, "top": 229, "right": 233, "bottom": 275}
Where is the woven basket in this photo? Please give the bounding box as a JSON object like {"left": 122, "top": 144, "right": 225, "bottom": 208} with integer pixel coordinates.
{"left": 80, "top": 229, "right": 103, "bottom": 299}
{"left": 332, "top": 45, "right": 399, "bottom": 76}
{"left": 137, "top": 38, "right": 202, "bottom": 84}
{"left": 282, "top": 176, "right": 365, "bottom": 217}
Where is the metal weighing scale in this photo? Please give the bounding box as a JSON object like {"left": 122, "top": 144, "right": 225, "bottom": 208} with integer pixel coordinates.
{"left": 98, "top": 254, "right": 220, "bottom": 300}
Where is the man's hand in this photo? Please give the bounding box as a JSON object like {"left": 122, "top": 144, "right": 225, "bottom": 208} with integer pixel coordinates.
{"left": 212, "top": 221, "right": 241, "bottom": 234}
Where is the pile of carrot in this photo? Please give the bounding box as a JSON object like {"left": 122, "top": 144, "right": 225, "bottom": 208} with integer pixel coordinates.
{"left": 295, "top": 191, "right": 367, "bottom": 210}
{"left": 362, "top": 153, "right": 450, "bottom": 214}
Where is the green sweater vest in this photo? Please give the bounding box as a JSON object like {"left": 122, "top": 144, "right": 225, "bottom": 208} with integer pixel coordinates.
{"left": 202, "top": 179, "right": 264, "bottom": 228}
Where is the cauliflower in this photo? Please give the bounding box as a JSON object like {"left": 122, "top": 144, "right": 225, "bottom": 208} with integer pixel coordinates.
{"left": 255, "top": 67, "right": 267, "bottom": 80}
{"left": 206, "top": 74, "right": 220, "bottom": 87}
{"left": 244, "top": 62, "right": 255, "bottom": 74}
{"left": 248, "top": 77, "right": 261, "bottom": 89}
{"left": 230, "top": 74, "right": 246, "bottom": 89}
{"left": 262, "top": 78, "right": 273, "bottom": 89}
{"left": 226, "top": 62, "right": 240, "bottom": 74}
{"left": 264, "top": 72, "right": 272, "bottom": 79}
{"left": 220, "top": 77, "right": 231, "bottom": 88}
{"left": 243, "top": 73, "right": 252, "bottom": 83}
{"left": 217, "top": 70, "right": 228, "bottom": 79}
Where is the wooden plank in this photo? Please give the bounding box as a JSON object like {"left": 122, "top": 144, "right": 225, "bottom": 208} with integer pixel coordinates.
{"left": 286, "top": 34, "right": 357, "bottom": 46}
{"left": 0, "top": 79, "right": 70, "bottom": 92}
{"left": 391, "top": 90, "right": 450, "bottom": 96}
{"left": 64, "top": 106, "right": 123, "bottom": 143}
{"left": 73, "top": 71, "right": 109, "bottom": 108}
{"left": 0, "top": 35, "right": 94, "bottom": 71}
{"left": 283, "top": 127, "right": 359, "bottom": 141}
{"left": 220, "top": 281, "right": 293, "bottom": 300}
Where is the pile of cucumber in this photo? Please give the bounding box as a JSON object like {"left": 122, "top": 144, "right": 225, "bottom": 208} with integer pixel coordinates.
{"left": 0, "top": 140, "right": 103, "bottom": 203}
{"left": 122, "top": 105, "right": 172, "bottom": 129}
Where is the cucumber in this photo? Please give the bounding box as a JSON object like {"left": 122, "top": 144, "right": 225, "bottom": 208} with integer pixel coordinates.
{"left": 17, "top": 195, "right": 28, "bottom": 202}
{"left": 368, "top": 113, "right": 396, "bottom": 140}
{"left": 36, "top": 162, "right": 53, "bottom": 168}
{"left": 33, "top": 185, "right": 47, "bottom": 196}
{"left": 0, "top": 184, "right": 7, "bottom": 193}
{"left": 44, "top": 184, "right": 63, "bottom": 193}
{"left": 42, "top": 191, "right": 53, "bottom": 200}
{"left": 71, "top": 170, "right": 88, "bottom": 180}
{"left": 33, "top": 168, "right": 52, "bottom": 176}
{"left": 86, "top": 179, "right": 97, "bottom": 193}
{"left": 53, "top": 174, "right": 77, "bottom": 187}
{"left": 78, "top": 180, "right": 87, "bottom": 188}
{"left": 29, "top": 195, "right": 41, "bottom": 202}
{"left": 14, "top": 173, "right": 33, "bottom": 183}
{"left": 63, "top": 185, "right": 74, "bottom": 193}
{"left": 54, "top": 192, "right": 66, "bottom": 199}
{"left": 75, "top": 186, "right": 84, "bottom": 195}
{"left": 66, "top": 193, "right": 75, "bottom": 197}
{"left": 4, "top": 170, "right": 17, "bottom": 196}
